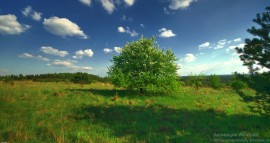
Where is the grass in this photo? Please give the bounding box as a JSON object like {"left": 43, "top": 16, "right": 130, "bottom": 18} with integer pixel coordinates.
{"left": 0, "top": 81, "right": 269, "bottom": 142}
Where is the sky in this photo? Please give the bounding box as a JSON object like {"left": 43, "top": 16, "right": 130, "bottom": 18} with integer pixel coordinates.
{"left": 0, "top": 0, "right": 269, "bottom": 77}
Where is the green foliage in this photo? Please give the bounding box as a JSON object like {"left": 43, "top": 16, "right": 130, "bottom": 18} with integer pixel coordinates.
{"left": 230, "top": 80, "right": 247, "bottom": 92}
{"left": 207, "top": 74, "right": 222, "bottom": 89}
{"left": 71, "top": 72, "right": 92, "bottom": 84}
{"left": 185, "top": 73, "right": 205, "bottom": 90}
{"left": 108, "top": 36, "right": 180, "bottom": 93}
{"left": 235, "top": 6, "right": 270, "bottom": 73}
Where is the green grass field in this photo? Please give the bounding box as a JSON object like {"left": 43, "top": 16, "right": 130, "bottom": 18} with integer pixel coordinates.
{"left": 0, "top": 81, "right": 269, "bottom": 143}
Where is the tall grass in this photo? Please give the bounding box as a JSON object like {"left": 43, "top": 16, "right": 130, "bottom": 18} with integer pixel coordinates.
{"left": 0, "top": 81, "right": 269, "bottom": 142}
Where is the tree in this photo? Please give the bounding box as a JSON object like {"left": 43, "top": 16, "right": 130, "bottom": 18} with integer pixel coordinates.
{"left": 185, "top": 73, "right": 205, "bottom": 90}
{"left": 207, "top": 74, "right": 222, "bottom": 89}
{"left": 71, "top": 72, "right": 92, "bottom": 85}
{"left": 235, "top": 6, "right": 270, "bottom": 74}
{"left": 108, "top": 37, "right": 180, "bottom": 93}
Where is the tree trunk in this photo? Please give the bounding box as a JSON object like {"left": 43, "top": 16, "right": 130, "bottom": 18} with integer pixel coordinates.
{"left": 140, "top": 88, "right": 145, "bottom": 94}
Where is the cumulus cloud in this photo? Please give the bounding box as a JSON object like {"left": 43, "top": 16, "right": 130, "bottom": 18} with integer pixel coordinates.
{"left": 198, "top": 42, "right": 211, "bottom": 50}
{"left": 214, "top": 39, "right": 227, "bottom": 49}
{"left": 103, "top": 48, "right": 113, "bottom": 53}
{"left": 118, "top": 26, "right": 125, "bottom": 33}
{"left": 73, "top": 49, "right": 94, "bottom": 59}
{"left": 48, "top": 59, "right": 92, "bottom": 71}
{"left": 22, "top": 6, "right": 42, "bottom": 21}
{"left": 79, "top": 0, "right": 92, "bottom": 6}
{"left": 140, "top": 24, "right": 145, "bottom": 28}
{"left": 168, "top": 0, "right": 196, "bottom": 10}
{"left": 233, "top": 38, "right": 241, "bottom": 42}
{"left": 0, "top": 14, "right": 30, "bottom": 35}
{"left": 114, "top": 47, "right": 122, "bottom": 53}
{"left": 43, "top": 16, "right": 88, "bottom": 39}
{"left": 181, "top": 53, "right": 196, "bottom": 62}
{"left": 117, "top": 26, "right": 138, "bottom": 37}
{"left": 226, "top": 43, "right": 245, "bottom": 55}
{"left": 124, "top": 0, "right": 135, "bottom": 6}
{"left": 18, "top": 53, "right": 49, "bottom": 61}
{"left": 0, "top": 68, "right": 9, "bottom": 75}
{"left": 99, "top": 0, "right": 115, "bottom": 14}
{"left": 158, "top": 28, "right": 176, "bottom": 38}
{"left": 40, "top": 46, "right": 69, "bottom": 57}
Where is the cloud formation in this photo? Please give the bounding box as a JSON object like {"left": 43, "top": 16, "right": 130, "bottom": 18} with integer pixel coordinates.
{"left": 181, "top": 53, "right": 196, "bottom": 62}
{"left": 124, "top": 0, "right": 135, "bottom": 6}
{"left": 43, "top": 16, "right": 88, "bottom": 39}
{"left": 114, "top": 47, "right": 122, "bottom": 53}
{"left": 79, "top": 0, "right": 92, "bottom": 6}
{"left": 48, "top": 59, "right": 92, "bottom": 71}
{"left": 22, "top": 6, "right": 42, "bottom": 21}
{"left": 18, "top": 53, "right": 49, "bottom": 61}
{"left": 103, "top": 48, "right": 113, "bottom": 53}
{"left": 0, "top": 14, "right": 30, "bottom": 35}
{"left": 198, "top": 42, "right": 211, "bottom": 50}
{"left": 158, "top": 28, "right": 176, "bottom": 38}
{"left": 169, "top": 0, "right": 196, "bottom": 10}
{"left": 117, "top": 26, "right": 138, "bottom": 37}
{"left": 99, "top": 0, "right": 115, "bottom": 14}
{"left": 73, "top": 49, "right": 94, "bottom": 59}
{"left": 40, "top": 46, "right": 69, "bottom": 57}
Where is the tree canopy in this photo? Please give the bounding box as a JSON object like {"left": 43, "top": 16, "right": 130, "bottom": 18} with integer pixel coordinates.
{"left": 236, "top": 6, "right": 270, "bottom": 74}
{"left": 108, "top": 37, "right": 180, "bottom": 93}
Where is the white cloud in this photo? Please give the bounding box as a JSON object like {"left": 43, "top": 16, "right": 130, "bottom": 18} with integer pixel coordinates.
{"left": 103, "top": 48, "right": 113, "bottom": 53}
{"left": 158, "top": 28, "right": 176, "bottom": 38}
{"left": 124, "top": 0, "right": 135, "bottom": 6}
{"left": 164, "top": 7, "right": 175, "bottom": 15}
{"left": 226, "top": 43, "right": 245, "bottom": 55}
{"left": 126, "top": 27, "right": 138, "bottom": 37}
{"left": 140, "top": 24, "right": 145, "bottom": 28}
{"left": 99, "top": 0, "right": 115, "bottom": 14}
{"left": 198, "top": 42, "right": 211, "bottom": 50}
{"left": 168, "top": 0, "right": 196, "bottom": 10}
{"left": 18, "top": 53, "right": 34, "bottom": 58}
{"left": 181, "top": 53, "right": 196, "bottom": 62}
{"left": 43, "top": 16, "right": 88, "bottom": 39}
{"left": 18, "top": 53, "right": 49, "bottom": 61}
{"left": 22, "top": 6, "right": 42, "bottom": 21}
{"left": 73, "top": 49, "right": 94, "bottom": 59}
{"left": 0, "top": 14, "right": 30, "bottom": 35}
{"left": 50, "top": 59, "right": 75, "bottom": 67}
{"left": 40, "top": 46, "right": 69, "bottom": 57}
{"left": 118, "top": 26, "right": 125, "bottom": 33}
{"left": 48, "top": 59, "right": 92, "bottom": 71}
{"left": 118, "top": 26, "right": 138, "bottom": 37}
{"left": 233, "top": 38, "right": 241, "bottom": 42}
{"left": 0, "top": 68, "right": 9, "bottom": 75}
{"left": 214, "top": 39, "right": 227, "bottom": 49}
{"left": 79, "top": 0, "right": 92, "bottom": 6}
{"left": 114, "top": 47, "right": 122, "bottom": 53}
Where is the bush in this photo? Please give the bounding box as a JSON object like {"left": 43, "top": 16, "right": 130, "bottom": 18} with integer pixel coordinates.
{"left": 208, "top": 75, "right": 222, "bottom": 89}
{"left": 71, "top": 72, "right": 92, "bottom": 85}
{"left": 230, "top": 80, "right": 247, "bottom": 92}
{"left": 185, "top": 73, "right": 205, "bottom": 90}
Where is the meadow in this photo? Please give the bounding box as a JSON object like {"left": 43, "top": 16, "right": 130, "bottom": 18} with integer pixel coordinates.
{"left": 0, "top": 81, "right": 270, "bottom": 143}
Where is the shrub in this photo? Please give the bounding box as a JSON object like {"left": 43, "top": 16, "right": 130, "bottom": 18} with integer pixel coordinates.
{"left": 230, "top": 80, "right": 247, "bottom": 92}
{"left": 208, "top": 75, "right": 222, "bottom": 89}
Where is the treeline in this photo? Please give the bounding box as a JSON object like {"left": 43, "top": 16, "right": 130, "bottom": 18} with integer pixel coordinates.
{"left": 0, "top": 72, "right": 109, "bottom": 83}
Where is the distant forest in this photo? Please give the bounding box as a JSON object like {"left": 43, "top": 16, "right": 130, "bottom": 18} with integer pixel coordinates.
{"left": 0, "top": 73, "right": 109, "bottom": 83}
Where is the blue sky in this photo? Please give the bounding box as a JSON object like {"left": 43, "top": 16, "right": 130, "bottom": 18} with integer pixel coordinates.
{"left": 0, "top": 0, "right": 269, "bottom": 76}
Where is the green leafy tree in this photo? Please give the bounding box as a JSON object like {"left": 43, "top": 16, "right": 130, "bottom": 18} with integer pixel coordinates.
{"left": 185, "top": 73, "right": 205, "bottom": 90}
{"left": 235, "top": 6, "right": 270, "bottom": 74}
{"left": 71, "top": 72, "right": 92, "bottom": 85}
{"left": 207, "top": 74, "right": 222, "bottom": 89}
{"left": 108, "top": 37, "right": 180, "bottom": 93}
